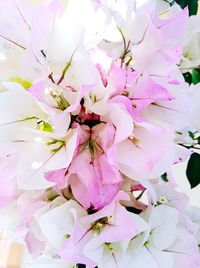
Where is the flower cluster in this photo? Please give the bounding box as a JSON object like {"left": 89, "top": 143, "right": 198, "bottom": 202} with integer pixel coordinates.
{"left": 0, "top": 0, "right": 200, "bottom": 267}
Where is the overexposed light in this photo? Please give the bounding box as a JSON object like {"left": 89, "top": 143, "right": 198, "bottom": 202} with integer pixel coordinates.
{"left": 34, "top": 137, "right": 42, "bottom": 143}
{"left": 0, "top": 53, "right": 7, "bottom": 61}
{"left": 31, "top": 161, "right": 43, "bottom": 170}
{"left": 136, "top": 0, "right": 150, "bottom": 8}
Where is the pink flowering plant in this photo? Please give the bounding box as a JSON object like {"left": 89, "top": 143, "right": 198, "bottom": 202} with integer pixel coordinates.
{"left": 0, "top": 0, "right": 200, "bottom": 267}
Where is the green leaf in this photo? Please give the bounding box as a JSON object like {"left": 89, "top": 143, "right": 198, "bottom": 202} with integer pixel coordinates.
{"left": 188, "top": 0, "right": 198, "bottom": 16}
{"left": 186, "top": 152, "right": 200, "bottom": 188}
{"left": 76, "top": 265, "right": 86, "bottom": 268}
{"left": 192, "top": 69, "right": 200, "bottom": 85}
{"left": 183, "top": 69, "right": 200, "bottom": 86}
{"left": 161, "top": 172, "right": 168, "bottom": 182}
{"left": 188, "top": 131, "right": 196, "bottom": 140}
{"left": 183, "top": 72, "right": 192, "bottom": 85}
{"left": 175, "top": 0, "right": 198, "bottom": 16}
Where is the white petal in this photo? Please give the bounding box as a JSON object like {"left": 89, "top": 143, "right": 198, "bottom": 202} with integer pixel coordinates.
{"left": 38, "top": 201, "right": 78, "bottom": 250}
{"left": 150, "top": 205, "right": 179, "bottom": 250}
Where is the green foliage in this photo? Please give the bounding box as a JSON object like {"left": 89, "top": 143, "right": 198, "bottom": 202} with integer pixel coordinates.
{"left": 183, "top": 72, "right": 192, "bottom": 85}
{"left": 175, "top": 0, "right": 198, "bottom": 16}
{"left": 188, "top": 131, "right": 195, "bottom": 140}
{"left": 186, "top": 153, "right": 200, "bottom": 188}
{"left": 192, "top": 69, "right": 200, "bottom": 85}
{"left": 183, "top": 69, "right": 200, "bottom": 85}
{"left": 161, "top": 172, "right": 168, "bottom": 182}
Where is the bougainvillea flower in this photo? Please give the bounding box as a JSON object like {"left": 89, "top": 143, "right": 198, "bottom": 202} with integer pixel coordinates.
{"left": 0, "top": 0, "right": 199, "bottom": 267}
